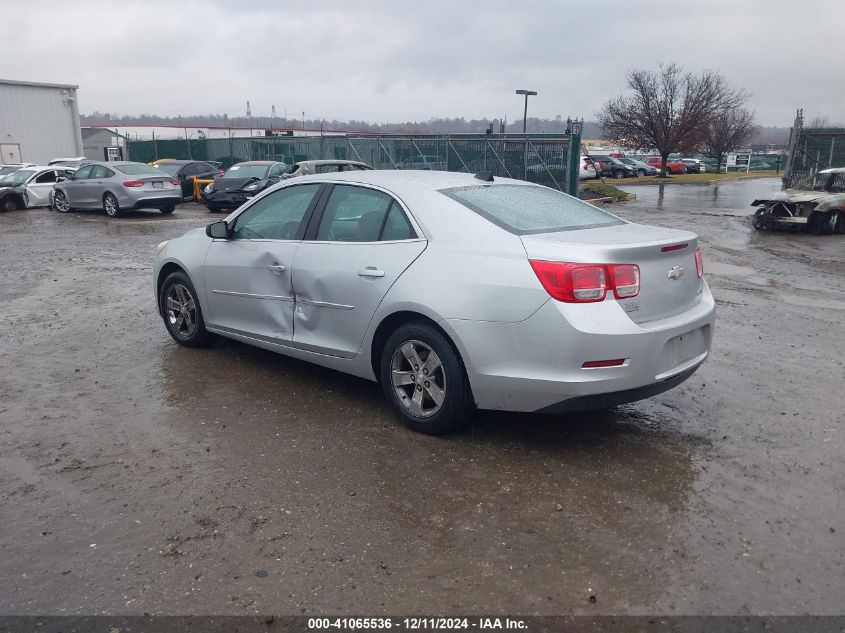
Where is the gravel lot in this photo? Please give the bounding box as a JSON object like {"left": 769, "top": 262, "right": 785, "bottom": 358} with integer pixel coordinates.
{"left": 0, "top": 178, "right": 843, "bottom": 615}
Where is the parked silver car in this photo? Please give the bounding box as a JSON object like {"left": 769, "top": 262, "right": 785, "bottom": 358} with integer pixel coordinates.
{"left": 153, "top": 171, "right": 714, "bottom": 434}
{"left": 53, "top": 161, "right": 182, "bottom": 217}
{"left": 0, "top": 165, "right": 76, "bottom": 210}
{"left": 281, "top": 160, "right": 372, "bottom": 179}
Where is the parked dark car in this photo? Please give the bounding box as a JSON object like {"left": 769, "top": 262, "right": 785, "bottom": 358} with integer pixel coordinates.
{"left": 591, "top": 156, "right": 636, "bottom": 179}
{"left": 152, "top": 160, "right": 222, "bottom": 200}
{"left": 619, "top": 157, "right": 658, "bottom": 176}
{"left": 202, "top": 161, "right": 289, "bottom": 213}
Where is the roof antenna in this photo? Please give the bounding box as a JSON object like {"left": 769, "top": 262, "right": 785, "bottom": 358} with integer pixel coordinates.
{"left": 474, "top": 170, "right": 494, "bottom": 181}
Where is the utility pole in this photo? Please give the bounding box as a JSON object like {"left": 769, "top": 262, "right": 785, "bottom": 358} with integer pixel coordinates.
{"left": 515, "top": 90, "right": 537, "bottom": 180}
{"left": 246, "top": 100, "right": 253, "bottom": 136}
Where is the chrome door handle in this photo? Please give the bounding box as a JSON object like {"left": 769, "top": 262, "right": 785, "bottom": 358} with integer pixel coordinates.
{"left": 268, "top": 263, "right": 286, "bottom": 274}
{"left": 358, "top": 267, "right": 385, "bottom": 278}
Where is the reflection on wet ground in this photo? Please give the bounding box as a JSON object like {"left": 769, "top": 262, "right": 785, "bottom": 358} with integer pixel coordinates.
{"left": 0, "top": 198, "right": 843, "bottom": 615}
{"left": 619, "top": 177, "right": 783, "bottom": 213}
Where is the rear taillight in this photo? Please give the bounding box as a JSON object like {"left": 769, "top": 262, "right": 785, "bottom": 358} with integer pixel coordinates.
{"left": 529, "top": 261, "right": 640, "bottom": 303}
{"left": 123, "top": 180, "right": 144, "bottom": 187}
{"left": 608, "top": 264, "right": 640, "bottom": 299}
{"left": 169, "top": 178, "right": 180, "bottom": 185}
{"left": 694, "top": 246, "right": 703, "bottom": 278}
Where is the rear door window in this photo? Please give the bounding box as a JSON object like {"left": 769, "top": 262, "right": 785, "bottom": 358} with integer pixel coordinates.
{"left": 440, "top": 184, "right": 623, "bottom": 234}
{"left": 35, "top": 170, "right": 58, "bottom": 184}
{"left": 315, "top": 185, "right": 394, "bottom": 242}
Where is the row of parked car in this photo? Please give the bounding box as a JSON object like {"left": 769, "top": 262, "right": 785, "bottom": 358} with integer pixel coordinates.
{"left": 583, "top": 155, "right": 706, "bottom": 179}
{"left": 0, "top": 150, "right": 711, "bottom": 216}
{"left": 0, "top": 156, "right": 373, "bottom": 216}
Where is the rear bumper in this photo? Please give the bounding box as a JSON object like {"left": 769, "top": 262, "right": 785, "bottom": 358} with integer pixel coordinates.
{"left": 442, "top": 283, "right": 715, "bottom": 413}
{"left": 118, "top": 191, "right": 181, "bottom": 210}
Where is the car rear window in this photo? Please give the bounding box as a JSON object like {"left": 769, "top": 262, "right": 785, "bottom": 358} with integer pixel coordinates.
{"left": 116, "top": 164, "right": 161, "bottom": 175}
{"left": 439, "top": 184, "right": 623, "bottom": 234}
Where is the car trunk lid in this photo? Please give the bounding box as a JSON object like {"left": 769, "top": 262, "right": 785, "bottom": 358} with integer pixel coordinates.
{"left": 521, "top": 223, "right": 701, "bottom": 324}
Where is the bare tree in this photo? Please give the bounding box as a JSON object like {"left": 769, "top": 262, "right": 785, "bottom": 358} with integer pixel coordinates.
{"left": 597, "top": 64, "right": 747, "bottom": 176}
{"left": 699, "top": 108, "right": 758, "bottom": 173}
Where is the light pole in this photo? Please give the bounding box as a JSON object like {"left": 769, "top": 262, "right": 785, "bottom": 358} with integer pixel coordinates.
{"left": 515, "top": 89, "right": 537, "bottom": 133}
{"left": 515, "top": 89, "right": 537, "bottom": 180}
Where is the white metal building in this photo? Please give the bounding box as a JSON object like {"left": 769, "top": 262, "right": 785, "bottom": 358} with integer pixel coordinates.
{"left": 0, "top": 79, "right": 83, "bottom": 165}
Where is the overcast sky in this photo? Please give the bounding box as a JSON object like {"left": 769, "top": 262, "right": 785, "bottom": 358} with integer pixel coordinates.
{"left": 3, "top": 1, "right": 842, "bottom": 126}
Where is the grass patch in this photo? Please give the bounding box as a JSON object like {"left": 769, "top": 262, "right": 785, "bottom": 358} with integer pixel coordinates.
{"left": 615, "top": 171, "right": 778, "bottom": 185}
{"left": 580, "top": 181, "right": 631, "bottom": 201}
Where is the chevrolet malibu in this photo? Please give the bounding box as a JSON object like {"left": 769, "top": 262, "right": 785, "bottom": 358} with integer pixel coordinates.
{"left": 153, "top": 171, "right": 714, "bottom": 434}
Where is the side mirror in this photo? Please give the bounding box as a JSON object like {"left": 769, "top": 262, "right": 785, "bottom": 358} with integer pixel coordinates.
{"left": 206, "top": 221, "right": 229, "bottom": 239}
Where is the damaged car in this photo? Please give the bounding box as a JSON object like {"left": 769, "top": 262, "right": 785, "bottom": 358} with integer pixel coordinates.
{"left": 202, "top": 161, "right": 288, "bottom": 213}
{"left": 751, "top": 168, "right": 845, "bottom": 235}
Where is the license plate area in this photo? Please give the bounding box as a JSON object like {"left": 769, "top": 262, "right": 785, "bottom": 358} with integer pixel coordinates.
{"left": 657, "top": 325, "right": 709, "bottom": 377}
{"left": 152, "top": 181, "right": 164, "bottom": 188}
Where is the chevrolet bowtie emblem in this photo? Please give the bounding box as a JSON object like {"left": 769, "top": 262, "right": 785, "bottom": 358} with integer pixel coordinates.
{"left": 667, "top": 266, "right": 685, "bottom": 280}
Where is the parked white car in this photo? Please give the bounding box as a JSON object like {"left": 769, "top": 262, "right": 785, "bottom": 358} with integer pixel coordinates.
{"left": 0, "top": 165, "right": 76, "bottom": 210}
{"left": 580, "top": 156, "right": 598, "bottom": 180}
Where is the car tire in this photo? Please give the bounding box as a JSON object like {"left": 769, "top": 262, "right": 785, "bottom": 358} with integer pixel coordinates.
{"left": 614, "top": 170, "right": 624, "bottom": 180}
{"left": 752, "top": 208, "right": 769, "bottom": 231}
{"left": 159, "top": 271, "right": 212, "bottom": 347}
{"left": 103, "top": 192, "right": 120, "bottom": 217}
{"left": 637, "top": 169, "right": 646, "bottom": 177}
{"left": 160, "top": 205, "right": 176, "bottom": 214}
{"left": 2, "top": 196, "right": 20, "bottom": 212}
{"left": 53, "top": 190, "right": 72, "bottom": 213}
{"left": 380, "top": 322, "right": 472, "bottom": 435}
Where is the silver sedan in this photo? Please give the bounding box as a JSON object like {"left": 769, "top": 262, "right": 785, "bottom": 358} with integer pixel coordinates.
{"left": 53, "top": 161, "right": 182, "bottom": 217}
{"left": 153, "top": 171, "right": 715, "bottom": 434}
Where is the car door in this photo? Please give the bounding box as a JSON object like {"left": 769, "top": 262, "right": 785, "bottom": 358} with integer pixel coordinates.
{"left": 202, "top": 183, "right": 323, "bottom": 342}
{"left": 291, "top": 184, "right": 427, "bottom": 358}
{"left": 89, "top": 165, "right": 114, "bottom": 206}
{"left": 25, "top": 169, "right": 59, "bottom": 207}
{"left": 63, "top": 165, "right": 94, "bottom": 207}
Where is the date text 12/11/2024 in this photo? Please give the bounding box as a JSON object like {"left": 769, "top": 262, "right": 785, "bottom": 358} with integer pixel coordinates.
{"left": 307, "top": 617, "right": 528, "bottom": 630}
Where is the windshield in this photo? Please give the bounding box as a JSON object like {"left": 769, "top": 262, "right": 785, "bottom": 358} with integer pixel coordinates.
{"left": 0, "top": 166, "right": 21, "bottom": 177}
{"left": 224, "top": 164, "right": 270, "bottom": 179}
{"left": 440, "top": 184, "right": 623, "bottom": 234}
{"left": 1, "top": 169, "right": 36, "bottom": 185}
{"left": 153, "top": 163, "right": 182, "bottom": 175}
{"left": 116, "top": 164, "right": 162, "bottom": 176}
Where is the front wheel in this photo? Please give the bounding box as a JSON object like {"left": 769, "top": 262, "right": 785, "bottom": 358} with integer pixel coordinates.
{"left": 159, "top": 271, "right": 212, "bottom": 347}
{"left": 54, "top": 190, "right": 71, "bottom": 213}
{"left": 103, "top": 192, "right": 120, "bottom": 217}
{"left": 614, "top": 170, "right": 624, "bottom": 180}
{"left": 380, "top": 322, "right": 472, "bottom": 435}
{"left": 637, "top": 169, "right": 646, "bottom": 177}
{"left": 2, "top": 196, "right": 20, "bottom": 212}
{"left": 752, "top": 208, "right": 769, "bottom": 231}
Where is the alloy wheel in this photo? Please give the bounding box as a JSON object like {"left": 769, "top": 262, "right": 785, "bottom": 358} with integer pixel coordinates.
{"left": 165, "top": 283, "right": 197, "bottom": 339}
{"left": 54, "top": 192, "right": 70, "bottom": 213}
{"left": 390, "top": 340, "right": 446, "bottom": 418}
{"left": 104, "top": 194, "right": 118, "bottom": 216}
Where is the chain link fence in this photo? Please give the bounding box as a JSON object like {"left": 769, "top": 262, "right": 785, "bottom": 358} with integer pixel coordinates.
{"left": 126, "top": 133, "right": 581, "bottom": 195}
{"left": 783, "top": 111, "right": 845, "bottom": 188}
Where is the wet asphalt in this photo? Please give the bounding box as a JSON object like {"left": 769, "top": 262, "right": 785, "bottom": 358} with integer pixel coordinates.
{"left": 0, "top": 178, "right": 843, "bottom": 615}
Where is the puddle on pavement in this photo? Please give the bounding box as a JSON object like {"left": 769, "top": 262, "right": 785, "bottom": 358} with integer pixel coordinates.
{"left": 619, "top": 178, "right": 781, "bottom": 213}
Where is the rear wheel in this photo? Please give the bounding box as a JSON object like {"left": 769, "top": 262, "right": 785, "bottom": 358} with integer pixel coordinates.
{"left": 159, "top": 271, "right": 211, "bottom": 347}
{"left": 103, "top": 192, "right": 120, "bottom": 217}
{"left": 160, "top": 204, "right": 175, "bottom": 214}
{"left": 54, "top": 190, "right": 71, "bottom": 213}
{"left": 380, "top": 322, "right": 472, "bottom": 435}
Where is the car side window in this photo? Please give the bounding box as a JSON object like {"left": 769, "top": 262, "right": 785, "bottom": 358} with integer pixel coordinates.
{"left": 35, "top": 170, "right": 58, "bottom": 184}
{"left": 315, "top": 164, "right": 341, "bottom": 174}
{"left": 316, "top": 185, "right": 394, "bottom": 242}
{"left": 91, "top": 166, "right": 112, "bottom": 179}
{"left": 73, "top": 166, "right": 93, "bottom": 180}
{"left": 231, "top": 184, "right": 321, "bottom": 241}
{"left": 268, "top": 164, "right": 282, "bottom": 178}
{"left": 380, "top": 203, "right": 417, "bottom": 241}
